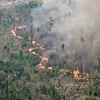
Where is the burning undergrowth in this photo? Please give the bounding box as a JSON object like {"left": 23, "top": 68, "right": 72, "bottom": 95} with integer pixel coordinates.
{"left": 11, "top": 0, "right": 100, "bottom": 73}
{"left": 30, "top": 0, "right": 100, "bottom": 71}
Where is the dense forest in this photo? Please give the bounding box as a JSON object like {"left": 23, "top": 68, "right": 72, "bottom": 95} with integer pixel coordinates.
{"left": 0, "top": 0, "right": 100, "bottom": 100}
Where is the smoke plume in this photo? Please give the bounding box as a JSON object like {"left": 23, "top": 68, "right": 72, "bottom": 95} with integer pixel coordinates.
{"left": 31, "top": 0, "right": 100, "bottom": 68}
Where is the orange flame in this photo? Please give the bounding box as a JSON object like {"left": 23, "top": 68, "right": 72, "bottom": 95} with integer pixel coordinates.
{"left": 38, "top": 65, "right": 46, "bottom": 70}
{"left": 73, "top": 69, "right": 81, "bottom": 79}
{"left": 48, "top": 66, "right": 53, "bottom": 70}
{"left": 29, "top": 48, "right": 34, "bottom": 52}
{"left": 11, "top": 26, "right": 51, "bottom": 71}
{"left": 11, "top": 26, "right": 27, "bottom": 39}
{"left": 32, "top": 41, "right": 36, "bottom": 44}
{"left": 31, "top": 52, "right": 36, "bottom": 55}
{"left": 11, "top": 26, "right": 90, "bottom": 77}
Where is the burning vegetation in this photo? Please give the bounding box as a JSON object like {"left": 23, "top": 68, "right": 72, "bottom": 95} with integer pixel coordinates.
{"left": 11, "top": 25, "right": 90, "bottom": 80}
{"left": 0, "top": 0, "right": 100, "bottom": 100}
{"left": 10, "top": 0, "right": 100, "bottom": 80}
{"left": 11, "top": 26, "right": 53, "bottom": 70}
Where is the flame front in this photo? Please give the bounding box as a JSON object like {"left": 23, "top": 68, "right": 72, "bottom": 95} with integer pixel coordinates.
{"left": 32, "top": 41, "right": 36, "bottom": 44}
{"left": 11, "top": 26, "right": 50, "bottom": 70}
{"left": 11, "top": 26, "right": 27, "bottom": 39}
{"left": 11, "top": 26, "right": 89, "bottom": 77}
{"left": 31, "top": 52, "right": 36, "bottom": 55}
{"left": 48, "top": 66, "right": 53, "bottom": 70}
{"left": 73, "top": 69, "right": 80, "bottom": 79}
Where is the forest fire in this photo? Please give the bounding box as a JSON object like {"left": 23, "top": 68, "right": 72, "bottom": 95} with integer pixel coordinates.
{"left": 32, "top": 41, "right": 36, "bottom": 44}
{"left": 29, "top": 48, "right": 35, "bottom": 52}
{"left": 31, "top": 51, "right": 36, "bottom": 55}
{"left": 73, "top": 69, "right": 81, "bottom": 79}
{"left": 11, "top": 26, "right": 27, "bottom": 39}
{"left": 2, "top": 1, "right": 100, "bottom": 99}
{"left": 73, "top": 69, "right": 89, "bottom": 79}
{"left": 39, "top": 56, "right": 49, "bottom": 66}
{"left": 38, "top": 64, "right": 46, "bottom": 70}
{"left": 11, "top": 26, "right": 50, "bottom": 70}
{"left": 11, "top": 26, "right": 89, "bottom": 78}
{"left": 48, "top": 66, "right": 53, "bottom": 70}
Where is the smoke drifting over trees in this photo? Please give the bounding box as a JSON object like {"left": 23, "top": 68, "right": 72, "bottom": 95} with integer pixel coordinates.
{"left": 31, "top": 0, "right": 100, "bottom": 69}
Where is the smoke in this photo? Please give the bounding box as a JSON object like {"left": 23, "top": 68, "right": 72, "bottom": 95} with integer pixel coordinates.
{"left": 31, "top": 0, "right": 100, "bottom": 68}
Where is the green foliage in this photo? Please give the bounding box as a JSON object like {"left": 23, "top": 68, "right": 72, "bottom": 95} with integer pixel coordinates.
{"left": 25, "top": 73, "right": 31, "bottom": 81}
{"left": 21, "top": 40, "right": 28, "bottom": 48}
{"left": 0, "top": 2, "right": 40, "bottom": 100}
{"left": 17, "top": 72, "right": 23, "bottom": 79}
{"left": 22, "top": 86, "right": 30, "bottom": 95}
{"left": 39, "top": 84, "right": 47, "bottom": 94}
{"left": 24, "top": 16, "right": 33, "bottom": 23}
{"left": 10, "top": 52, "right": 40, "bottom": 67}
{"left": 37, "top": 83, "right": 61, "bottom": 100}
{"left": 0, "top": 96, "right": 4, "bottom": 100}
{"left": 15, "top": 1, "right": 38, "bottom": 15}
{"left": 94, "top": 88, "right": 100, "bottom": 97}
{"left": 84, "top": 81, "right": 100, "bottom": 97}
{"left": 10, "top": 92, "right": 21, "bottom": 100}
{"left": 22, "top": 86, "right": 32, "bottom": 100}
{"left": 33, "top": 68, "right": 38, "bottom": 74}
{"left": 35, "top": 87, "right": 39, "bottom": 93}
{"left": 3, "top": 17, "right": 12, "bottom": 28}
{"left": 85, "top": 97, "right": 97, "bottom": 100}
{"left": 29, "top": 1, "right": 38, "bottom": 8}
{"left": 0, "top": 59, "right": 24, "bottom": 99}
{"left": 0, "top": 10, "right": 4, "bottom": 17}
{"left": 49, "top": 84, "right": 60, "bottom": 100}
{"left": 38, "top": 68, "right": 59, "bottom": 82}
{"left": 45, "top": 68, "right": 59, "bottom": 78}
{"left": 2, "top": 12, "right": 12, "bottom": 28}
{"left": 15, "top": 4, "right": 31, "bottom": 14}
{"left": 4, "top": 44, "right": 10, "bottom": 53}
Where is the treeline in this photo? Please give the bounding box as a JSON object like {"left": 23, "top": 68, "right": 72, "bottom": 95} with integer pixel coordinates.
{"left": 15, "top": 1, "right": 39, "bottom": 15}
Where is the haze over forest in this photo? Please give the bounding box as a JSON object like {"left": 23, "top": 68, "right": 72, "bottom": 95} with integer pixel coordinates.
{"left": 0, "top": 0, "right": 100, "bottom": 100}
{"left": 31, "top": 0, "right": 100, "bottom": 69}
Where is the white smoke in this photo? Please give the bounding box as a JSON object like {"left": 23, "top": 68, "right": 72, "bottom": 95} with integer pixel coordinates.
{"left": 31, "top": 0, "right": 100, "bottom": 68}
